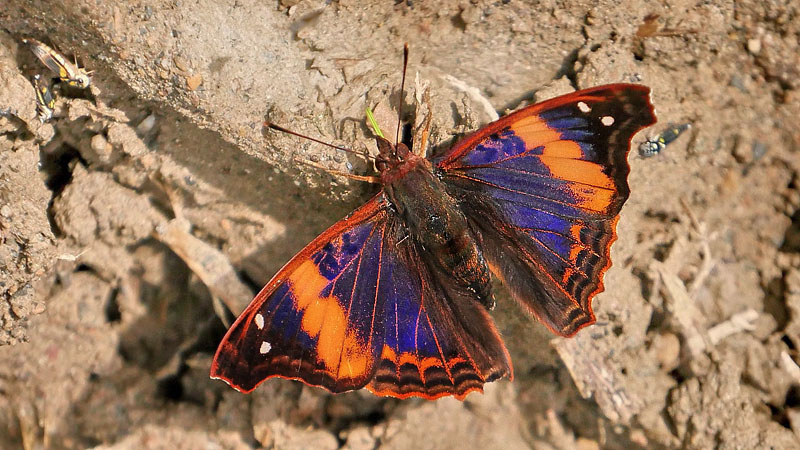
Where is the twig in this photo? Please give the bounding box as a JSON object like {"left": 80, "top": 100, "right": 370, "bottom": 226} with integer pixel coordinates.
{"left": 441, "top": 74, "right": 499, "bottom": 122}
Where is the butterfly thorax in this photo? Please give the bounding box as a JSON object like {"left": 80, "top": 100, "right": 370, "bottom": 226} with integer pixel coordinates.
{"left": 375, "top": 137, "right": 494, "bottom": 309}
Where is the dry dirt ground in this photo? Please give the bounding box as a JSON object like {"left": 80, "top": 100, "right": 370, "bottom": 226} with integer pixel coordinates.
{"left": 1, "top": 0, "right": 800, "bottom": 449}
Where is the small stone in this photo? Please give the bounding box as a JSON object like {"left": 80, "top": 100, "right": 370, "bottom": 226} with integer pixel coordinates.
{"left": 629, "top": 429, "right": 648, "bottom": 446}
{"left": 107, "top": 122, "right": 148, "bottom": 157}
{"left": 0, "top": 204, "right": 11, "bottom": 218}
{"left": 730, "top": 75, "right": 748, "bottom": 93}
{"left": 36, "top": 123, "right": 56, "bottom": 146}
{"left": 653, "top": 332, "right": 681, "bottom": 371}
{"left": 732, "top": 136, "right": 749, "bottom": 163}
{"left": 751, "top": 140, "right": 767, "bottom": 161}
{"left": 747, "top": 38, "right": 761, "bottom": 54}
{"left": 186, "top": 74, "right": 203, "bottom": 91}
{"left": 90, "top": 134, "right": 112, "bottom": 161}
{"left": 136, "top": 114, "right": 157, "bottom": 134}
{"left": 575, "top": 438, "right": 600, "bottom": 450}
{"left": 173, "top": 55, "right": 189, "bottom": 72}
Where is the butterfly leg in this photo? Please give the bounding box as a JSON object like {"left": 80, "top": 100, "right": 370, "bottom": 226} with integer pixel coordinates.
{"left": 294, "top": 158, "right": 381, "bottom": 184}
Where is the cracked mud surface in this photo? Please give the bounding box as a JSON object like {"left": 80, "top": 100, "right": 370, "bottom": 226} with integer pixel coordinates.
{"left": 1, "top": 0, "right": 800, "bottom": 448}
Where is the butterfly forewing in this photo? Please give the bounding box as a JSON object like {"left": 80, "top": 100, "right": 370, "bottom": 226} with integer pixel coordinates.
{"left": 211, "top": 195, "right": 388, "bottom": 392}
{"left": 437, "top": 84, "right": 657, "bottom": 336}
{"left": 211, "top": 195, "right": 511, "bottom": 399}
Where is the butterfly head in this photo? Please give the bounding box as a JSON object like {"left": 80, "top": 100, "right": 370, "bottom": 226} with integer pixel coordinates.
{"left": 374, "top": 136, "right": 425, "bottom": 184}
{"left": 367, "top": 107, "right": 424, "bottom": 183}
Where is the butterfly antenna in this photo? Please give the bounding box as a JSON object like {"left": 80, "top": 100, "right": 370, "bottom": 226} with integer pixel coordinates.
{"left": 395, "top": 43, "right": 409, "bottom": 146}
{"left": 293, "top": 157, "right": 380, "bottom": 184}
{"left": 264, "top": 121, "right": 373, "bottom": 160}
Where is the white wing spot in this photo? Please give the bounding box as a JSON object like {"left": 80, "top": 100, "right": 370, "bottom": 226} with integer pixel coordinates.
{"left": 260, "top": 341, "right": 272, "bottom": 354}
{"left": 255, "top": 313, "right": 265, "bottom": 330}
{"left": 577, "top": 101, "right": 591, "bottom": 113}
{"left": 601, "top": 116, "right": 615, "bottom": 126}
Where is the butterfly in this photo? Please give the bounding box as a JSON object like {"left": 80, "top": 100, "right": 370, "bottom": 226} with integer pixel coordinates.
{"left": 211, "top": 51, "right": 657, "bottom": 400}
{"left": 22, "top": 38, "right": 92, "bottom": 89}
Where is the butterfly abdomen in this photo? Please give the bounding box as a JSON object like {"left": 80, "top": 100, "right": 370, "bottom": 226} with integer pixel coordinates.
{"left": 384, "top": 158, "right": 493, "bottom": 309}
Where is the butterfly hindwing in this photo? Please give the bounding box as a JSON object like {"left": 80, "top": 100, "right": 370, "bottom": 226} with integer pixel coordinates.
{"left": 437, "top": 84, "right": 656, "bottom": 336}
{"left": 211, "top": 195, "right": 511, "bottom": 398}
{"left": 369, "top": 222, "right": 511, "bottom": 399}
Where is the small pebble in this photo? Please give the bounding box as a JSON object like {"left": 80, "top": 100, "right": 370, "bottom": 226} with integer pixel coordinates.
{"left": 90, "top": 134, "right": 112, "bottom": 159}
{"left": 730, "top": 75, "right": 748, "bottom": 93}
{"left": 629, "top": 429, "right": 648, "bottom": 447}
{"left": 35, "top": 124, "right": 56, "bottom": 143}
{"left": 751, "top": 140, "right": 767, "bottom": 161}
{"left": 173, "top": 55, "right": 189, "bottom": 72}
{"left": 653, "top": 332, "right": 681, "bottom": 371}
{"left": 186, "top": 74, "right": 203, "bottom": 91}
{"left": 136, "top": 113, "right": 157, "bottom": 134}
{"left": 747, "top": 38, "right": 761, "bottom": 54}
{"left": 575, "top": 438, "right": 600, "bottom": 450}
